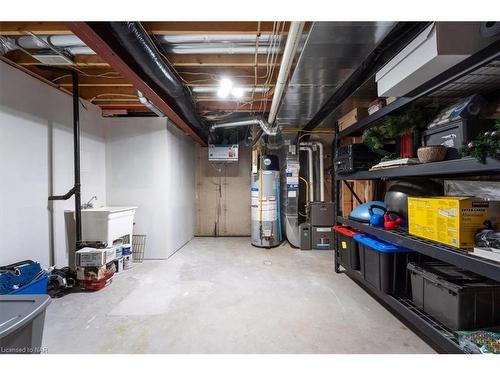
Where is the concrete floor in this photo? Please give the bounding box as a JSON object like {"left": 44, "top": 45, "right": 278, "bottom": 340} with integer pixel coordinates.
{"left": 42, "top": 237, "right": 434, "bottom": 353}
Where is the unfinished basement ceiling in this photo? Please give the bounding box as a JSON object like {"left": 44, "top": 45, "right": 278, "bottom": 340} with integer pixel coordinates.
{"left": 276, "top": 22, "right": 397, "bottom": 128}
{"left": 0, "top": 22, "right": 295, "bottom": 119}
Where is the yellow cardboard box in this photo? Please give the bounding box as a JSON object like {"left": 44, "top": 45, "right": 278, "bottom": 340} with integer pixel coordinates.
{"left": 408, "top": 197, "right": 500, "bottom": 249}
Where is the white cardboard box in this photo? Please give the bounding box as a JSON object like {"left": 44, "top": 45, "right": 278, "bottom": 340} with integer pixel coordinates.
{"left": 76, "top": 247, "right": 116, "bottom": 267}
{"left": 376, "top": 22, "right": 498, "bottom": 97}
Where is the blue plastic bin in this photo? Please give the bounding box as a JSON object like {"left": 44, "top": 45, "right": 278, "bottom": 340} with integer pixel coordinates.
{"left": 353, "top": 234, "right": 417, "bottom": 296}
{"left": 10, "top": 273, "right": 49, "bottom": 295}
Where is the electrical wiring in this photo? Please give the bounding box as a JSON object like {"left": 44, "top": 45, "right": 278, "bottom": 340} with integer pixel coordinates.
{"left": 258, "top": 21, "right": 285, "bottom": 116}
{"left": 13, "top": 31, "right": 123, "bottom": 84}
{"left": 257, "top": 21, "right": 278, "bottom": 115}
{"left": 298, "top": 176, "right": 310, "bottom": 217}
{"left": 89, "top": 93, "right": 138, "bottom": 103}
{"left": 51, "top": 71, "right": 121, "bottom": 83}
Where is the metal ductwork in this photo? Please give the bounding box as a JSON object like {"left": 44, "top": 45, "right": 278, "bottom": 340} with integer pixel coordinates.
{"left": 210, "top": 118, "right": 279, "bottom": 136}
{"left": 3, "top": 33, "right": 286, "bottom": 56}
{"left": 12, "top": 35, "right": 95, "bottom": 55}
{"left": 87, "top": 22, "right": 209, "bottom": 142}
{"left": 267, "top": 22, "right": 305, "bottom": 125}
{"left": 300, "top": 141, "right": 324, "bottom": 202}
{"left": 160, "top": 34, "right": 282, "bottom": 44}
{"left": 163, "top": 44, "right": 282, "bottom": 55}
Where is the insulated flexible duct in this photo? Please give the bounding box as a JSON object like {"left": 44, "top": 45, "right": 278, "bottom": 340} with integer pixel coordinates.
{"left": 210, "top": 118, "right": 279, "bottom": 136}
{"left": 87, "top": 22, "right": 209, "bottom": 141}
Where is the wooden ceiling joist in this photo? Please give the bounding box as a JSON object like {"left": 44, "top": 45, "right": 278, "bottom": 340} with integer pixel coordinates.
{"left": 168, "top": 54, "right": 281, "bottom": 67}
{"left": 7, "top": 51, "right": 108, "bottom": 68}
{"left": 68, "top": 21, "right": 207, "bottom": 145}
{"left": 1, "top": 21, "right": 286, "bottom": 120}
{"left": 0, "top": 22, "right": 70, "bottom": 35}
{"left": 0, "top": 21, "right": 287, "bottom": 36}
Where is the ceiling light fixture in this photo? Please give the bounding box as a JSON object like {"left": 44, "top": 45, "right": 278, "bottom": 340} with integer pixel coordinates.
{"left": 217, "top": 78, "right": 233, "bottom": 98}
{"left": 231, "top": 87, "right": 244, "bottom": 99}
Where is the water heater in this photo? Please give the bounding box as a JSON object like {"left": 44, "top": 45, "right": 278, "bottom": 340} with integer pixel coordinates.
{"left": 251, "top": 154, "right": 282, "bottom": 248}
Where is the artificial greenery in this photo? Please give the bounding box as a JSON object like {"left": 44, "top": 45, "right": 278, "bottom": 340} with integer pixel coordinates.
{"left": 363, "top": 108, "right": 430, "bottom": 149}
{"left": 460, "top": 120, "right": 500, "bottom": 163}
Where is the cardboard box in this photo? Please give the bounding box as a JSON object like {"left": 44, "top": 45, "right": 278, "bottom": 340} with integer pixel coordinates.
{"left": 80, "top": 272, "right": 114, "bottom": 291}
{"left": 340, "top": 136, "right": 363, "bottom": 146}
{"left": 375, "top": 23, "right": 496, "bottom": 97}
{"left": 76, "top": 247, "right": 116, "bottom": 267}
{"left": 341, "top": 180, "right": 375, "bottom": 217}
{"left": 76, "top": 265, "right": 105, "bottom": 281}
{"left": 114, "top": 257, "right": 124, "bottom": 273}
{"left": 338, "top": 107, "right": 368, "bottom": 132}
{"left": 408, "top": 197, "right": 500, "bottom": 249}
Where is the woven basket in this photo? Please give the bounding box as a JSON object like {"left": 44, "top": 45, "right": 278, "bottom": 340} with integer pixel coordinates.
{"left": 417, "top": 146, "right": 447, "bottom": 163}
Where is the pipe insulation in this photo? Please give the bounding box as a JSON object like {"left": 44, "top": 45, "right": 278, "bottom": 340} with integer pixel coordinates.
{"left": 86, "top": 22, "right": 209, "bottom": 141}
{"left": 267, "top": 22, "right": 305, "bottom": 125}
{"left": 160, "top": 34, "right": 282, "bottom": 44}
{"left": 300, "top": 141, "right": 324, "bottom": 201}
{"left": 300, "top": 146, "right": 314, "bottom": 202}
{"left": 164, "top": 44, "right": 282, "bottom": 55}
{"left": 6, "top": 33, "right": 286, "bottom": 56}
{"left": 210, "top": 118, "right": 279, "bottom": 136}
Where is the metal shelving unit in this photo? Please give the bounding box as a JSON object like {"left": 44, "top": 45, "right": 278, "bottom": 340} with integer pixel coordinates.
{"left": 338, "top": 39, "right": 500, "bottom": 138}
{"left": 338, "top": 217, "right": 500, "bottom": 282}
{"left": 332, "top": 39, "right": 500, "bottom": 353}
{"left": 343, "top": 268, "right": 466, "bottom": 353}
{"left": 336, "top": 157, "right": 500, "bottom": 180}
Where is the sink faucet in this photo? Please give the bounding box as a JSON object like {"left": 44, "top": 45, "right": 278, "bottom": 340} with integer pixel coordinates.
{"left": 82, "top": 195, "right": 97, "bottom": 209}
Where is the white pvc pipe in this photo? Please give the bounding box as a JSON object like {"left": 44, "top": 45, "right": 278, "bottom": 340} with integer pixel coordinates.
{"left": 300, "top": 146, "right": 314, "bottom": 202}
{"left": 301, "top": 141, "right": 324, "bottom": 202}
{"left": 137, "top": 91, "right": 165, "bottom": 117}
{"left": 267, "top": 21, "right": 305, "bottom": 125}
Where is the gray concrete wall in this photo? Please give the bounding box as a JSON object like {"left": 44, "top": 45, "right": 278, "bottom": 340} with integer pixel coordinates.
{"left": 195, "top": 142, "right": 251, "bottom": 236}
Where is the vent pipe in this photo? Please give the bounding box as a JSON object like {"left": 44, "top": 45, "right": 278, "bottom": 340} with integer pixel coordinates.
{"left": 300, "top": 141, "right": 324, "bottom": 201}
{"left": 299, "top": 146, "right": 314, "bottom": 202}
{"left": 210, "top": 118, "right": 278, "bottom": 136}
{"left": 267, "top": 22, "right": 305, "bottom": 126}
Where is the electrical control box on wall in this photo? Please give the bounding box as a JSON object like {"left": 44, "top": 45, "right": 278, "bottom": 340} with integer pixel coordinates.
{"left": 208, "top": 144, "right": 239, "bottom": 162}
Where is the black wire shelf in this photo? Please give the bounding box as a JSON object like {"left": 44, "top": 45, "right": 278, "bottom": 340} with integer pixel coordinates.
{"left": 338, "top": 40, "right": 500, "bottom": 138}
{"left": 342, "top": 268, "right": 466, "bottom": 353}
{"left": 337, "top": 217, "right": 500, "bottom": 283}
{"left": 335, "top": 157, "right": 500, "bottom": 180}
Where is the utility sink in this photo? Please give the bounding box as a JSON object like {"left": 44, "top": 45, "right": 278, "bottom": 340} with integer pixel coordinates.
{"left": 81, "top": 206, "right": 137, "bottom": 245}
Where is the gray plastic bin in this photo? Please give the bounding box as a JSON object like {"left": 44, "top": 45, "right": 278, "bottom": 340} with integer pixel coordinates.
{"left": 0, "top": 294, "right": 51, "bottom": 354}
{"left": 408, "top": 262, "right": 500, "bottom": 331}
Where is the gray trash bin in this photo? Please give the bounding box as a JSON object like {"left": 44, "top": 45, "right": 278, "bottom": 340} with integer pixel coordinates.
{"left": 0, "top": 294, "right": 51, "bottom": 354}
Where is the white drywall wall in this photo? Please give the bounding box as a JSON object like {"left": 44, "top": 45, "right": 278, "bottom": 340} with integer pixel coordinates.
{"left": 104, "top": 118, "right": 195, "bottom": 259}
{"left": 0, "top": 61, "right": 106, "bottom": 268}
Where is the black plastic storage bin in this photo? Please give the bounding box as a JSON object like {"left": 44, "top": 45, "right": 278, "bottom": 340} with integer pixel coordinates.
{"left": 408, "top": 262, "right": 500, "bottom": 331}
{"left": 354, "top": 234, "right": 418, "bottom": 297}
{"left": 333, "top": 225, "right": 361, "bottom": 271}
